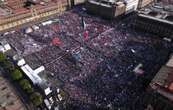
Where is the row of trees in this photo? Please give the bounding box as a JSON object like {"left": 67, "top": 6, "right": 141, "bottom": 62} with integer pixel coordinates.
{"left": 0, "top": 52, "right": 43, "bottom": 106}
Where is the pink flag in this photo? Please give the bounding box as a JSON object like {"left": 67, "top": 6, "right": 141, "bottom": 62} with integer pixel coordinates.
{"left": 83, "top": 31, "right": 89, "bottom": 40}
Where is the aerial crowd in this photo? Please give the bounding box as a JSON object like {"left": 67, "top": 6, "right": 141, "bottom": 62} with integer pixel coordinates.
{"left": 1, "top": 6, "right": 173, "bottom": 110}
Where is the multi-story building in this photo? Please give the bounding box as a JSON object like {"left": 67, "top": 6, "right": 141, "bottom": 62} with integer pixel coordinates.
{"left": 85, "top": 0, "right": 154, "bottom": 19}
{"left": 0, "top": 0, "right": 85, "bottom": 32}
{"left": 135, "top": 3, "right": 173, "bottom": 38}
{"left": 159, "top": 0, "right": 173, "bottom": 4}
{"left": 143, "top": 54, "right": 173, "bottom": 110}
{"left": 138, "top": 0, "right": 154, "bottom": 8}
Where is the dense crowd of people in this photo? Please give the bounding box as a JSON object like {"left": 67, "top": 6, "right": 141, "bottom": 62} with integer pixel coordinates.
{"left": 1, "top": 6, "right": 173, "bottom": 110}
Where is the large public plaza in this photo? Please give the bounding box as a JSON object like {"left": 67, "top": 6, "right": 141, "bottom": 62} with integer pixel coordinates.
{"left": 1, "top": 5, "right": 173, "bottom": 110}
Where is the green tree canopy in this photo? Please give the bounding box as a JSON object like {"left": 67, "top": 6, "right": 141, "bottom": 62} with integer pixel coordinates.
{"left": 59, "top": 89, "right": 66, "bottom": 100}
{"left": 19, "top": 79, "right": 33, "bottom": 92}
{"left": 26, "top": 87, "right": 34, "bottom": 94}
{"left": 0, "top": 53, "right": 15, "bottom": 71}
{"left": 4, "top": 60, "right": 15, "bottom": 72}
{"left": 30, "top": 92, "right": 43, "bottom": 106}
{"left": 0, "top": 52, "right": 6, "bottom": 62}
{"left": 11, "top": 69, "right": 23, "bottom": 80}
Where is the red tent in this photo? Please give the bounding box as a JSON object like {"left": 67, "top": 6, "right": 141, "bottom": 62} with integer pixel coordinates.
{"left": 52, "top": 37, "right": 61, "bottom": 45}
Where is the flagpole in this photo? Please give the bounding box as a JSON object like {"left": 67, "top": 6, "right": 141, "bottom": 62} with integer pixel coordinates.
{"left": 81, "top": 16, "right": 86, "bottom": 49}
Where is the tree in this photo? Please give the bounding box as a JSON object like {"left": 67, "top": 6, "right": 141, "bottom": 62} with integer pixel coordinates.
{"left": 30, "top": 92, "right": 43, "bottom": 106}
{"left": 19, "top": 79, "right": 33, "bottom": 93}
{"left": 11, "top": 69, "right": 23, "bottom": 80}
{"left": 4, "top": 60, "right": 15, "bottom": 72}
{"left": 26, "top": 87, "right": 34, "bottom": 94}
{"left": 0, "top": 53, "right": 15, "bottom": 71}
{"left": 0, "top": 52, "right": 6, "bottom": 62}
{"left": 59, "top": 89, "right": 66, "bottom": 99}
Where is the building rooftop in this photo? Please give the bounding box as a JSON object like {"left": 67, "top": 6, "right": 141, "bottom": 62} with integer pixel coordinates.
{"left": 0, "top": 0, "right": 63, "bottom": 18}
{"left": 138, "top": 3, "right": 173, "bottom": 24}
{"left": 150, "top": 55, "right": 173, "bottom": 101}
